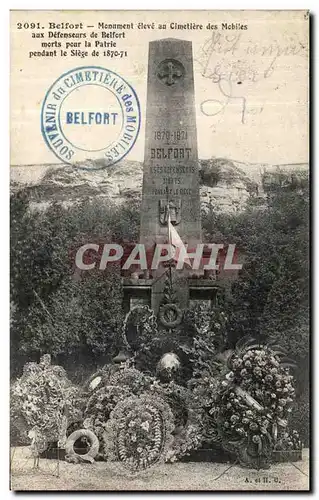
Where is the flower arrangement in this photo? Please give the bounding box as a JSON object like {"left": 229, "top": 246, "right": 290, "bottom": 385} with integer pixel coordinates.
{"left": 122, "top": 305, "right": 159, "bottom": 353}
{"left": 187, "top": 375, "right": 221, "bottom": 444}
{"left": 178, "top": 305, "right": 228, "bottom": 449}
{"left": 84, "top": 366, "right": 156, "bottom": 450}
{"left": 11, "top": 333, "right": 300, "bottom": 472}
{"left": 84, "top": 384, "right": 131, "bottom": 442}
{"left": 10, "top": 354, "right": 82, "bottom": 450}
{"left": 84, "top": 366, "right": 205, "bottom": 466}
{"left": 120, "top": 306, "right": 166, "bottom": 375}
{"left": 182, "top": 305, "right": 227, "bottom": 379}
{"left": 273, "top": 429, "right": 302, "bottom": 462}
{"left": 83, "top": 364, "right": 120, "bottom": 393}
{"left": 274, "top": 430, "right": 302, "bottom": 451}
{"left": 211, "top": 338, "right": 297, "bottom": 468}
{"left": 103, "top": 394, "right": 174, "bottom": 474}
{"left": 150, "top": 381, "right": 205, "bottom": 461}
{"left": 108, "top": 366, "right": 155, "bottom": 394}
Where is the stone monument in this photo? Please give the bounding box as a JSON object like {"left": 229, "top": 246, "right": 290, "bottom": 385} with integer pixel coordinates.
{"left": 123, "top": 38, "right": 218, "bottom": 316}
{"left": 140, "top": 38, "right": 201, "bottom": 249}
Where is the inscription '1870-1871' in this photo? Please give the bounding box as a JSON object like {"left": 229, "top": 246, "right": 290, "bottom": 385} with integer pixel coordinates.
{"left": 154, "top": 130, "right": 188, "bottom": 141}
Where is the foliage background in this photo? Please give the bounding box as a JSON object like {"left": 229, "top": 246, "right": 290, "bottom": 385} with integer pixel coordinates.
{"left": 10, "top": 170, "right": 309, "bottom": 443}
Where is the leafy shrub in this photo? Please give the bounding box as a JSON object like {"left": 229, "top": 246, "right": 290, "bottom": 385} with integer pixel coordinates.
{"left": 10, "top": 192, "right": 138, "bottom": 374}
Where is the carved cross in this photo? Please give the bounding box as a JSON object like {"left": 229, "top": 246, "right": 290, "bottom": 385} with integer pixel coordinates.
{"left": 158, "top": 61, "right": 183, "bottom": 86}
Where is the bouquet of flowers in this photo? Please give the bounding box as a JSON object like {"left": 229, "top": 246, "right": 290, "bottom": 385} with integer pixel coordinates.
{"left": 84, "top": 384, "right": 132, "bottom": 442}
{"left": 275, "top": 429, "right": 302, "bottom": 450}
{"left": 84, "top": 366, "right": 156, "bottom": 441}
{"left": 11, "top": 354, "right": 81, "bottom": 449}
{"left": 103, "top": 394, "right": 174, "bottom": 474}
{"left": 150, "top": 380, "right": 205, "bottom": 461}
{"left": 212, "top": 337, "right": 297, "bottom": 468}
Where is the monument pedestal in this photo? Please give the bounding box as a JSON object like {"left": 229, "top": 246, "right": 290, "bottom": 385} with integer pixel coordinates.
{"left": 123, "top": 275, "right": 220, "bottom": 315}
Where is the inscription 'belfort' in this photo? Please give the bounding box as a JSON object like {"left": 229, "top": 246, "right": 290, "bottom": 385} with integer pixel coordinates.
{"left": 151, "top": 147, "right": 192, "bottom": 159}
{"left": 149, "top": 145, "right": 193, "bottom": 195}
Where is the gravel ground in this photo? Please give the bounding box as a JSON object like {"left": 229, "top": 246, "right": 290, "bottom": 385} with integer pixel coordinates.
{"left": 10, "top": 447, "right": 310, "bottom": 491}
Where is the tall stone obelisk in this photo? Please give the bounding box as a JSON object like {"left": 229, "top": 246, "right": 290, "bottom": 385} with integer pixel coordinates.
{"left": 123, "top": 38, "right": 211, "bottom": 315}
{"left": 140, "top": 38, "right": 201, "bottom": 250}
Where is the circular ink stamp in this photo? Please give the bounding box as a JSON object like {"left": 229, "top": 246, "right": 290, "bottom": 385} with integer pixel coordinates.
{"left": 41, "top": 66, "right": 141, "bottom": 169}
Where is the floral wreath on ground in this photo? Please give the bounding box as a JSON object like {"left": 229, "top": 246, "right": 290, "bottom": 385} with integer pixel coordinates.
{"left": 108, "top": 366, "right": 155, "bottom": 394}
{"left": 84, "top": 384, "right": 132, "bottom": 443}
{"left": 103, "top": 394, "right": 175, "bottom": 474}
{"left": 84, "top": 367, "right": 156, "bottom": 450}
{"left": 11, "top": 354, "right": 81, "bottom": 450}
{"left": 212, "top": 338, "right": 297, "bottom": 469}
{"left": 83, "top": 364, "right": 120, "bottom": 393}
{"left": 149, "top": 380, "right": 205, "bottom": 462}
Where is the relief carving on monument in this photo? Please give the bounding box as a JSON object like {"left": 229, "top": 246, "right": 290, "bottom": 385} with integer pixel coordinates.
{"left": 157, "top": 59, "right": 185, "bottom": 86}
{"left": 159, "top": 199, "right": 181, "bottom": 225}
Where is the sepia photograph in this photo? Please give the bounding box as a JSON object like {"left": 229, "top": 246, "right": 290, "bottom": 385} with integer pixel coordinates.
{"left": 9, "top": 9, "right": 310, "bottom": 491}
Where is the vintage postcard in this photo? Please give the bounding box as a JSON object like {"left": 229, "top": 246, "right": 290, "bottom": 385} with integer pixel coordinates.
{"left": 10, "top": 10, "right": 310, "bottom": 491}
